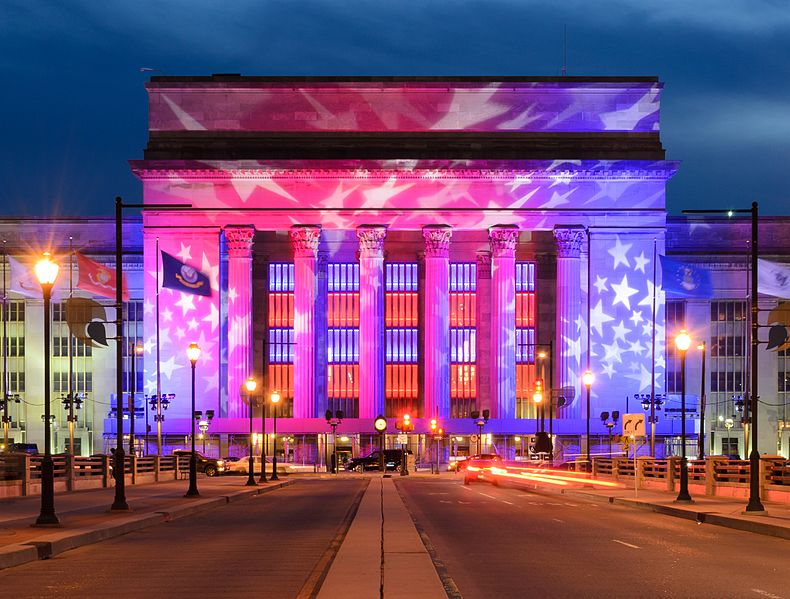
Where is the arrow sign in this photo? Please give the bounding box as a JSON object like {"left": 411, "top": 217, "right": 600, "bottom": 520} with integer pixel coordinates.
{"left": 621, "top": 413, "right": 646, "bottom": 438}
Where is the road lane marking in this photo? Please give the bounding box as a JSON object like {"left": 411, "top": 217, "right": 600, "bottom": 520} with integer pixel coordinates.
{"left": 552, "top": 518, "right": 565, "bottom": 523}
{"left": 458, "top": 501, "right": 472, "bottom": 504}
{"left": 564, "top": 503, "right": 579, "bottom": 507}
{"left": 547, "top": 502, "right": 564, "bottom": 506}
{"left": 478, "top": 493, "right": 497, "bottom": 499}
{"left": 752, "top": 589, "right": 783, "bottom": 599}
{"left": 502, "top": 500, "right": 514, "bottom": 505}
{"left": 440, "top": 500, "right": 452, "bottom": 504}
{"left": 461, "top": 486, "right": 472, "bottom": 491}
{"left": 612, "top": 539, "right": 640, "bottom": 549}
{"left": 428, "top": 492, "right": 450, "bottom": 495}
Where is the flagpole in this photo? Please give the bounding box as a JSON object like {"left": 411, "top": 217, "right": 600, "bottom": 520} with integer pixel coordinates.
{"left": 156, "top": 237, "right": 162, "bottom": 456}
{"left": 67, "top": 237, "right": 75, "bottom": 456}
{"left": 2, "top": 241, "right": 8, "bottom": 451}
{"left": 650, "top": 239, "right": 657, "bottom": 457}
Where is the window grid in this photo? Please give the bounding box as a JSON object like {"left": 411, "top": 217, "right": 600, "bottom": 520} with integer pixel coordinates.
{"left": 3, "top": 300, "right": 25, "bottom": 396}
{"left": 385, "top": 263, "right": 419, "bottom": 418}
{"left": 268, "top": 263, "right": 295, "bottom": 413}
{"left": 515, "top": 262, "right": 538, "bottom": 419}
{"left": 665, "top": 301, "right": 686, "bottom": 394}
{"left": 52, "top": 302, "right": 94, "bottom": 404}
{"left": 709, "top": 300, "right": 747, "bottom": 422}
{"left": 779, "top": 348, "right": 790, "bottom": 424}
{"left": 327, "top": 264, "right": 359, "bottom": 418}
{"left": 450, "top": 263, "right": 476, "bottom": 418}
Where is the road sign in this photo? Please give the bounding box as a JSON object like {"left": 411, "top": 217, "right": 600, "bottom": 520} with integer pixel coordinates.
{"left": 397, "top": 434, "right": 408, "bottom": 445}
{"left": 622, "top": 413, "right": 646, "bottom": 438}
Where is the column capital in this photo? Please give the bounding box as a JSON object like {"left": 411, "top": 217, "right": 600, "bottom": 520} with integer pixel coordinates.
{"left": 290, "top": 225, "right": 321, "bottom": 257}
{"left": 356, "top": 226, "right": 387, "bottom": 258}
{"left": 553, "top": 226, "right": 586, "bottom": 258}
{"left": 489, "top": 226, "right": 519, "bottom": 258}
{"left": 476, "top": 251, "right": 492, "bottom": 279}
{"left": 224, "top": 226, "right": 255, "bottom": 256}
{"left": 422, "top": 226, "right": 452, "bottom": 258}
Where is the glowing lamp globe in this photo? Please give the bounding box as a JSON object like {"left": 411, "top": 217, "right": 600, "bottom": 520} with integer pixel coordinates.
{"left": 582, "top": 370, "right": 594, "bottom": 388}
{"left": 533, "top": 391, "right": 543, "bottom": 404}
{"left": 34, "top": 252, "right": 59, "bottom": 286}
{"left": 244, "top": 377, "right": 257, "bottom": 393}
{"left": 374, "top": 416, "right": 387, "bottom": 433}
{"left": 186, "top": 342, "right": 201, "bottom": 364}
{"left": 270, "top": 391, "right": 281, "bottom": 404}
{"left": 675, "top": 329, "right": 692, "bottom": 352}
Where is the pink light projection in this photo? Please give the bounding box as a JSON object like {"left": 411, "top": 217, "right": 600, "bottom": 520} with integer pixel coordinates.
{"left": 148, "top": 80, "right": 662, "bottom": 133}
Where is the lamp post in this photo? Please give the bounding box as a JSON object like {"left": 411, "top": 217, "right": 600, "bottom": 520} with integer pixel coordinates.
{"left": 129, "top": 342, "right": 143, "bottom": 456}
{"left": 195, "top": 410, "right": 213, "bottom": 454}
{"left": 244, "top": 377, "right": 257, "bottom": 487}
{"left": 471, "top": 409, "right": 489, "bottom": 455}
{"left": 674, "top": 329, "right": 692, "bottom": 502}
{"left": 148, "top": 393, "right": 173, "bottom": 455}
{"left": 2, "top": 394, "right": 21, "bottom": 451}
{"left": 34, "top": 253, "right": 60, "bottom": 525}
{"left": 184, "top": 342, "right": 201, "bottom": 497}
{"left": 374, "top": 415, "right": 387, "bottom": 472}
{"left": 582, "top": 369, "right": 594, "bottom": 471}
{"left": 325, "top": 410, "right": 343, "bottom": 474}
{"left": 259, "top": 393, "right": 268, "bottom": 484}
{"left": 600, "top": 411, "right": 620, "bottom": 459}
{"left": 398, "top": 413, "right": 412, "bottom": 476}
{"left": 270, "top": 391, "right": 281, "bottom": 481}
{"left": 60, "top": 392, "right": 84, "bottom": 456}
{"left": 697, "top": 342, "right": 707, "bottom": 459}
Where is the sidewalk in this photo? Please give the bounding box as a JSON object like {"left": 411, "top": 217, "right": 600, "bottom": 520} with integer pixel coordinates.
{"left": 0, "top": 476, "right": 293, "bottom": 570}
{"left": 318, "top": 475, "right": 447, "bottom": 599}
{"left": 559, "top": 484, "right": 790, "bottom": 540}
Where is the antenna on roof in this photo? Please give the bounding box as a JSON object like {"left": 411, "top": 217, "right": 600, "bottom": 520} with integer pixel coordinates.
{"left": 561, "top": 25, "right": 568, "bottom": 77}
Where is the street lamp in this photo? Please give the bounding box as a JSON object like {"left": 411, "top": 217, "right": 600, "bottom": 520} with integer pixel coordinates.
{"left": 244, "top": 377, "right": 257, "bottom": 487}
{"left": 697, "top": 341, "right": 707, "bottom": 459}
{"left": 430, "top": 418, "right": 441, "bottom": 475}
{"left": 470, "top": 409, "right": 489, "bottom": 455}
{"left": 195, "top": 410, "right": 214, "bottom": 454}
{"left": 147, "top": 393, "right": 173, "bottom": 455}
{"left": 374, "top": 415, "right": 387, "bottom": 472}
{"left": 129, "top": 342, "right": 143, "bottom": 456}
{"left": 185, "top": 342, "right": 201, "bottom": 497}
{"left": 397, "top": 413, "right": 413, "bottom": 476}
{"left": 582, "top": 369, "right": 594, "bottom": 471}
{"left": 270, "top": 390, "right": 281, "bottom": 481}
{"left": 258, "top": 392, "right": 268, "bottom": 484}
{"left": 674, "top": 329, "right": 692, "bottom": 502}
{"left": 326, "top": 410, "right": 343, "bottom": 474}
{"left": 1, "top": 393, "right": 21, "bottom": 451}
{"left": 60, "top": 392, "right": 84, "bottom": 455}
{"left": 34, "top": 252, "right": 60, "bottom": 525}
{"left": 600, "top": 411, "right": 620, "bottom": 458}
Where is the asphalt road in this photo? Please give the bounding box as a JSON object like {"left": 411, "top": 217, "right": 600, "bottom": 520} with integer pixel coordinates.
{"left": 396, "top": 477, "right": 789, "bottom": 599}
{"left": 0, "top": 479, "right": 366, "bottom": 599}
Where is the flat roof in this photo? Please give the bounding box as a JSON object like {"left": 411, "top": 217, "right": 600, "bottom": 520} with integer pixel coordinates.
{"left": 149, "top": 74, "right": 660, "bottom": 84}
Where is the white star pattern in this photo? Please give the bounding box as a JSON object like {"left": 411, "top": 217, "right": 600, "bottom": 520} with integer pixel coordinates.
{"left": 593, "top": 275, "right": 608, "bottom": 294}
{"left": 161, "top": 307, "right": 173, "bottom": 323}
{"left": 176, "top": 243, "right": 192, "bottom": 262}
{"left": 143, "top": 299, "right": 154, "bottom": 315}
{"left": 175, "top": 326, "right": 186, "bottom": 340}
{"left": 590, "top": 299, "right": 615, "bottom": 337}
{"left": 633, "top": 251, "right": 650, "bottom": 274}
{"left": 187, "top": 318, "right": 199, "bottom": 331}
{"left": 228, "top": 287, "right": 238, "bottom": 304}
{"left": 611, "top": 320, "right": 631, "bottom": 343}
{"left": 607, "top": 236, "right": 632, "bottom": 270}
{"left": 203, "top": 303, "right": 219, "bottom": 333}
{"left": 174, "top": 293, "right": 196, "bottom": 316}
{"left": 159, "top": 356, "right": 183, "bottom": 380}
{"left": 602, "top": 340, "right": 625, "bottom": 364}
{"left": 629, "top": 310, "right": 644, "bottom": 326}
{"left": 611, "top": 275, "right": 639, "bottom": 311}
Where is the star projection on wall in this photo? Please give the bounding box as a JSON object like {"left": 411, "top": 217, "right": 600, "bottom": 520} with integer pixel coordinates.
{"left": 589, "top": 234, "right": 666, "bottom": 416}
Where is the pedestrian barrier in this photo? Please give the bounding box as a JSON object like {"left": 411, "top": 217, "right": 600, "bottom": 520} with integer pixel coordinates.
{"left": 589, "top": 455, "right": 790, "bottom": 501}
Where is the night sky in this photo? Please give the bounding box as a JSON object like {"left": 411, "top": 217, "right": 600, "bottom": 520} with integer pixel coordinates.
{"left": 2, "top": 1, "right": 788, "bottom": 217}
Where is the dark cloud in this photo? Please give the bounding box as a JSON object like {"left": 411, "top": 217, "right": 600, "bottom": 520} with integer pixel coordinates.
{"left": 1, "top": 0, "right": 788, "bottom": 215}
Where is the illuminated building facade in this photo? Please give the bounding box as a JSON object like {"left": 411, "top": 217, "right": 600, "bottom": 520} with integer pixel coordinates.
{"left": 2, "top": 76, "right": 788, "bottom": 461}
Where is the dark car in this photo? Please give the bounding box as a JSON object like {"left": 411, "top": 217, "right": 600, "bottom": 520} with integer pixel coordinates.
{"left": 172, "top": 450, "right": 225, "bottom": 477}
{"left": 463, "top": 454, "right": 504, "bottom": 484}
{"left": 7, "top": 443, "right": 38, "bottom": 455}
{"left": 346, "top": 449, "right": 405, "bottom": 472}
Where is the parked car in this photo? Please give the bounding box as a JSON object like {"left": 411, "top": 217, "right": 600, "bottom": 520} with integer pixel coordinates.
{"left": 225, "top": 455, "right": 287, "bottom": 475}
{"left": 171, "top": 450, "right": 225, "bottom": 477}
{"left": 463, "top": 454, "right": 504, "bottom": 484}
{"left": 345, "top": 449, "right": 405, "bottom": 472}
{"left": 6, "top": 443, "right": 38, "bottom": 455}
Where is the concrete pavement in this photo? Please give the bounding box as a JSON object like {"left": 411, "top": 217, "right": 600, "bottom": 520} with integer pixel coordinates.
{"left": 0, "top": 475, "right": 293, "bottom": 570}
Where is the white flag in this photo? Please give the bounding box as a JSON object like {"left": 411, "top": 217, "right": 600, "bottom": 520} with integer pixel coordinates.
{"left": 8, "top": 256, "right": 42, "bottom": 298}
{"left": 758, "top": 258, "right": 790, "bottom": 299}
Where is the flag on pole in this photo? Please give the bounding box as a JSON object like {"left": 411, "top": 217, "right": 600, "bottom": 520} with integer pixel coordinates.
{"left": 8, "top": 256, "right": 44, "bottom": 298}
{"left": 659, "top": 255, "right": 713, "bottom": 298}
{"left": 758, "top": 259, "right": 790, "bottom": 299}
{"left": 76, "top": 254, "right": 129, "bottom": 301}
{"left": 161, "top": 251, "right": 211, "bottom": 296}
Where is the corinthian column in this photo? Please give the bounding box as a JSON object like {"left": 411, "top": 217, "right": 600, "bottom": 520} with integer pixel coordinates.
{"left": 489, "top": 226, "right": 519, "bottom": 419}
{"left": 553, "top": 226, "right": 586, "bottom": 418}
{"left": 290, "top": 225, "right": 321, "bottom": 419}
{"left": 357, "top": 226, "right": 387, "bottom": 419}
{"left": 423, "top": 226, "right": 452, "bottom": 420}
{"left": 225, "top": 226, "right": 255, "bottom": 419}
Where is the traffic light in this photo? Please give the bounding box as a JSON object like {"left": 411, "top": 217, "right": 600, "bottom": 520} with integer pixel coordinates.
{"left": 430, "top": 418, "right": 437, "bottom": 432}
{"left": 767, "top": 302, "right": 790, "bottom": 352}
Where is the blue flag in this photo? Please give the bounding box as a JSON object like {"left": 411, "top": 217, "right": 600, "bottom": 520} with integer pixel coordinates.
{"left": 161, "top": 251, "right": 211, "bottom": 297}
{"left": 659, "top": 255, "right": 713, "bottom": 298}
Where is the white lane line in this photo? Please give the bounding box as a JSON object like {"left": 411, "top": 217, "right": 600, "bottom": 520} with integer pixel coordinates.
{"left": 502, "top": 500, "right": 515, "bottom": 505}
{"left": 461, "top": 486, "right": 472, "bottom": 492}
{"left": 547, "top": 502, "right": 564, "bottom": 506}
{"left": 612, "top": 539, "right": 640, "bottom": 549}
{"left": 564, "top": 503, "right": 579, "bottom": 507}
{"left": 552, "top": 518, "right": 565, "bottom": 523}
{"left": 440, "top": 500, "right": 452, "bottom": 504}
{"left": 458, "top": 500, "right": 472, "bottom": 504}
{"left": 752, "top": 589, "right": 783, "bottom": 599}
{"left": 479, "top": 493, "right": 497, "bottom": 499}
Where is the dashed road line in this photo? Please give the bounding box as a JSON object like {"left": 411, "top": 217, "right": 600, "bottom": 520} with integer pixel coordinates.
{"left": 502, "top": 500, "right": 515, "bottom": 505}
{"left": 752, "top": 589, "right": 783, "bottom": 599}
{"left": 552, "top": 518, "right": 565, "bottom": 524}
{"left": 478, "top": 493, "right": 497, "bottom": 499}
{"left": 612, "top": 539, "right": 640, "bottom": 549}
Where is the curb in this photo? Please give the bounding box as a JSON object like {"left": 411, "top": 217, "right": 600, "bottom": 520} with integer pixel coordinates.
{"left": 0, "top": 480, "right": 294, "bottom": 571}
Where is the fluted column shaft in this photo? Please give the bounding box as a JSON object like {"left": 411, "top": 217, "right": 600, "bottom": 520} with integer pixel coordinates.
{"left": 423, "top": 226, "right": 452, "bottom": 419}
{"left": 489, "top": 226, "right": 519, "bottom": 419}
{"left": 554, "top": 226, "right": 586, "bottom": 418}
{"left": 225, "top": 226, "right": 255, "bottom": 419}
{"left": 290, "top": 226, "right": 321, "bottom": 419}
{"left": 357, "top": 226, "right": 387, "bottom": 418}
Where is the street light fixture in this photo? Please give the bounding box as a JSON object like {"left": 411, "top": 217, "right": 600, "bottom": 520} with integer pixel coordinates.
{"left": 326, "top": 409, "right": 343, "bottom": 474}
{"left": 582, "top": 369, "right": 594, "bottom": 471}
{"left": 184, "top": 342, "right": 201, "bottom": 497}
{"left": 697, "top": 341, "right": 707, "bottom": 459}
{"left": 34, "top": 252, "right": 60, "bottom": 526}
{"left": 270, "top": 391, "right": 281, "bottom": 481}
{"left": 674, "top": 329, "right": 693, "bottom": 503}
{"left": 1, "top": 393, "right": 21, "bottom": 451}
{"left": 244, "top": 377, "right": 257, "bottom": 487}
{"left": 600, "top": 411, "right": 620, "bottom": 458}
{"left": 470, "top": 409, "right": 489, "bottom": 454}
{"left": 374, "top": 415, "right": 387, "bottom": 472}
{"left": 397, "top": 413, "right": 413, "bottom": 476}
